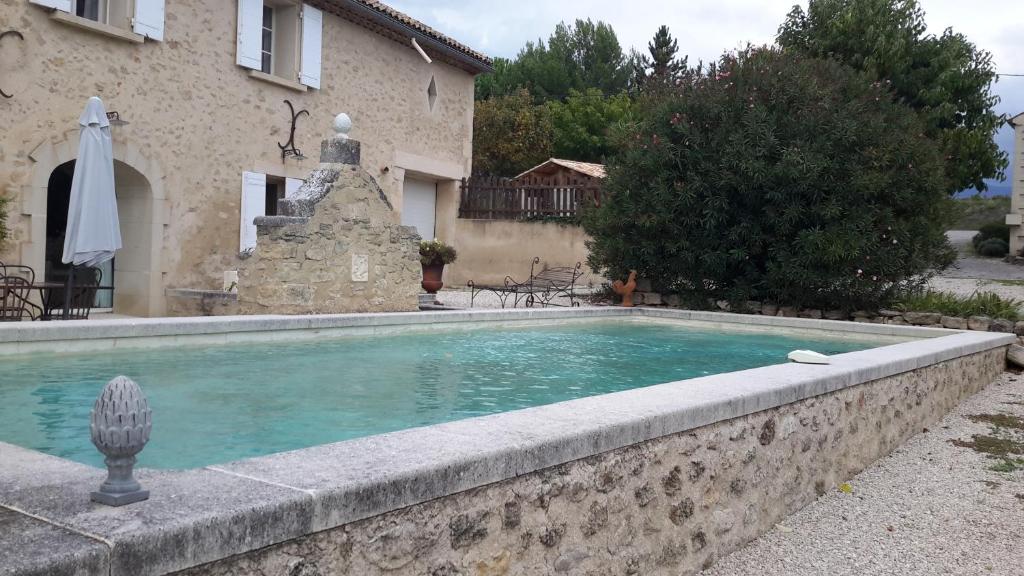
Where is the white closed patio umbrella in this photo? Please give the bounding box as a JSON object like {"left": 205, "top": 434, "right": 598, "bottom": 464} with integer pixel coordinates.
{"left": 61, "top": 96, "right": 121, "bottom": 319}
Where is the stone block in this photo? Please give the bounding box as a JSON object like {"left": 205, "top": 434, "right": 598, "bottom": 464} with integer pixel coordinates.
{"left": 776, "top": 306, "right": 798, "bottom": 317}
{"left": 885, "top": 316, "right": 908, "bottom": 325}
{"left": 878, "top": 309, "right": 903, "bottom": 317}
{"left": 851, "top": 310, "right": 873, "bottom": 318}
{"left": 320, "top": 137, "right": 361, "bottom": 165}
{"left": 716, "top": 300, "right": 731, "bottom": 311}
{"left": 967, "top": 315, "right": 992, "bottom": 331}
{"left": 1014, "top": 321, "right": 1024, "bottom": 336}
{"left": 744, "top": 301, "right": 761, "bottom": 314}
{"left": 989, "top": 318, "right": 1014, "bottom": 333}
{"left": 760, "top": 303, "right": 778, "bottom": 317}
{"left": 1008, "top": 344, "right": 1024, "bottom": 368}
{"left": 664, "top": 294, "right": 681, "bottom": 308}
{"left": 823, "top": 309, "right": 846, "bottom": 320}
{"left": 902, "top": 311, "right": 941, "bottom": 325}
{"left": 798, "top": 309, "right": 822, "bottom": 319}
{"left": 643, "top": 292, "right": 662, "bottom": 306}
{"left": 941, "top": 316, "right": 968, "bottom": 330}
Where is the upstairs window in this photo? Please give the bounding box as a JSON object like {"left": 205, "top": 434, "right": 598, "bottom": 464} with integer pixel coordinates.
{"left": 236, "top": 0, "right": 322, "bottom": 89}
{"left": 261, "top": 5, "right": 274, "bottom": 74}
{"left": 29, "top": 0, "right": 166, "bottom": 41}
{"left": 75, "top": 0, "right": 102, "bottom": 21}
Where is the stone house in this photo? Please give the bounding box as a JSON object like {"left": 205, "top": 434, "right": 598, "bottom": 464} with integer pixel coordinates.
{"left": 1006, "top": 112, "right": 1024, "bottom": 255}
{"left": 0, "top": 0, "right": 491, "bottom": 316}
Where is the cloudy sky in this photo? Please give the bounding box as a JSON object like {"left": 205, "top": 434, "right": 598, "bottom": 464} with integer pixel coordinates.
{"left": 389, "top": 0, "right": 1023, "bottom": 192}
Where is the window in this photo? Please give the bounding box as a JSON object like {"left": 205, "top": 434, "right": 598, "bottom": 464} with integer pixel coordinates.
{"left": 265, "top": 177, "right": 284, "bottom": 215}
{"left": 237, "top": 0, "right": 321, "bottom": 89}
{"left": 74, "top": 0, "right": 103, "bottom": 21}
{"left": 261, "top": 5, "right": 274, "bottom": 74}
{"left": 29, "top": 0, "right": 166, "bottom": 41}
{"left": 427, "top": 76, "right": 437, "bottom": 111}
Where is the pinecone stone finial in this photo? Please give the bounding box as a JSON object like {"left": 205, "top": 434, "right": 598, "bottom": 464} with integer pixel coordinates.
{"left": 89, "top": 376, "right": 152, "bottom": 506}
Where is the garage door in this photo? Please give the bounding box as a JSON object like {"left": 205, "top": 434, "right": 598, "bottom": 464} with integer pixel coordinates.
{"left": 402, "top": 176, "right": 437, "bottom": 240}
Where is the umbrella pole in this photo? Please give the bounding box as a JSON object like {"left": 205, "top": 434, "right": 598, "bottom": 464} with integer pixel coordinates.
{"left": 63, "top": 265, "right": 75, "bottom": 321}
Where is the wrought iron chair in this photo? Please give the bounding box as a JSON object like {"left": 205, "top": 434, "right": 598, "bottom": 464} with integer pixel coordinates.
{"left": 0, "top": 275, "right": 32, "bottom": 322}
{"left": 0, "top": 262, "right": 42, "bottom": 320}
{"left": 42, "top": 267, "right": 102, "bottom": 321}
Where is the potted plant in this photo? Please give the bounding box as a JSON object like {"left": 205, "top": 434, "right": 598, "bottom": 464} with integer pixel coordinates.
{"left": 419, "top": 239, "right": 457, "bottom": 294}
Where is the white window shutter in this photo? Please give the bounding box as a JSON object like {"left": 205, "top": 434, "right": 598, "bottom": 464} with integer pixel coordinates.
{"left": 29, "top": 0, "right": 71, "bottom": 11}
{"left": 240, "top": 172, "right": 266, "bottom": 251}
{"left": 236, "top": 0, "right": 263, "bottom": 70}
{"left": 133, "top": 0, "right": 165, "bottom": 41}
{"left": 285, "top": 178, "right": 303, "bottom": 199}
{"left": 299, "top": 4, "right": 323, "bottom": 88}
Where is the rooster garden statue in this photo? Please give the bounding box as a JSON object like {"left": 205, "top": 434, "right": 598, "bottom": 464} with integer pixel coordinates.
{"left": 612, "top": 270, "right": 637, "bottom": 307}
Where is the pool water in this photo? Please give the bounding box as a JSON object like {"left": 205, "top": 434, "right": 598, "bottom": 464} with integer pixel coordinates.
{"left": 0, "top": 321, "right": 878, "bottom": 469}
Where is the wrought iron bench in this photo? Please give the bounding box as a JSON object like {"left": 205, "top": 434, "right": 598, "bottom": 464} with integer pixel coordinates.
{"left": 468, "top": 257, "right": 583, "bottom": 308}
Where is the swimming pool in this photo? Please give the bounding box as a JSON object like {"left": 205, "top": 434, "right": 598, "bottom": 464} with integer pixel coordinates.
{"left": 0, "top": 318, "right": 881, "bottom": 469}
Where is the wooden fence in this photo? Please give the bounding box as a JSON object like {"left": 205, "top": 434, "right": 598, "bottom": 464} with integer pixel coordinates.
{"left": 458, "top": 175, "right": 601, "bottom": 221}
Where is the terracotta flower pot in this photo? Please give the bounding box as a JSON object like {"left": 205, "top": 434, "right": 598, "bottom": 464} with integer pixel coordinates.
{"left": 421, "top": 262, "right": 445, "bottom": 294}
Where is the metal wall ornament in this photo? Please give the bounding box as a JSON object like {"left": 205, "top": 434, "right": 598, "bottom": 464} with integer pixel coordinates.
{"left": 279, "top": 99, "right": 310, "bottom": 161}
{"left": 0, "top": 30, "right": 25, "bottom": 99}
{"left": 90, "top": 376, "right": 153, "bottom": 506}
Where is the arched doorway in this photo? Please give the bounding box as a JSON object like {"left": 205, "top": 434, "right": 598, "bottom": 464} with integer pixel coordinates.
{"left": 44, "top": 160, "right": 156, "bottom": 316}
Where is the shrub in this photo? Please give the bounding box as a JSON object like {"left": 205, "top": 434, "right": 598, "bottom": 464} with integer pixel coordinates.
{"left": 419, "top": 240, "right": 457, "bottom": 266}
{"left": 972, "top": 221, "right": 1010, "bottom": 250}
{"left": 976, "top": 238, "right": 1009, "bottom": 258}
{"left": 895, "top": 290, "right": 1020, "bottom": 321}
{"left": 584, "top": 47, "right": 954, "bottom": 311}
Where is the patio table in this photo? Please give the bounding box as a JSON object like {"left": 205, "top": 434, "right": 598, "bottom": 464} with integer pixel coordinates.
{"left": 0, "top": 281, "right": 77, "bottom": 321}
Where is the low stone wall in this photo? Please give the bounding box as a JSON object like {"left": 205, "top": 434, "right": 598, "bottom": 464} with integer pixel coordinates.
{"left": 177, "top": 347, "right": 1005, "bottom": 576}
{"left": 632, "top": 293, "right": 1024, "bottom": 336}
{"left": 165, "top": 289, "right": 239, "bottom": 317}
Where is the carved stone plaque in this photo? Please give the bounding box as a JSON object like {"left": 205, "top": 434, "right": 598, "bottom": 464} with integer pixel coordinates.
{"left": 351, "top": 254, "right": 369, "bottom": 282}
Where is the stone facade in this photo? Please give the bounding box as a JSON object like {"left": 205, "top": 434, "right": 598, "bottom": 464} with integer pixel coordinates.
{"left": 237, "top": 139, "right": 421, "bottom": 314}
{"left": 0, "top": 0, "right": 483, "bottom": 316}
{"left": 175, "top": 347, "right": 1004, "bottom": 576}
{"left": 1006, "top": 112, "right": 1024, "bottom": 255}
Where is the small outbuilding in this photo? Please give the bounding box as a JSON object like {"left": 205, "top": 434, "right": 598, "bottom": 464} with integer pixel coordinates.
{"left": 516, "top": 158, "right": 607, "bottom": 186}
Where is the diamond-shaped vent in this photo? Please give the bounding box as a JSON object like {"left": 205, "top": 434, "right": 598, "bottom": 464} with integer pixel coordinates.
{"left": 427, "top": 76, "right": 437, "bottom": 111}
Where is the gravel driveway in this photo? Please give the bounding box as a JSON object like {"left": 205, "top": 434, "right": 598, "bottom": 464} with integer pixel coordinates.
{"left": 700, "top": 372, "right": 1024, "bottom": 576}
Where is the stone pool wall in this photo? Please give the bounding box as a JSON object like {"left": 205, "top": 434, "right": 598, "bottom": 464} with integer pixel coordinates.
{"left": 176, "top": 347, "right": 1005, "bottom": 576}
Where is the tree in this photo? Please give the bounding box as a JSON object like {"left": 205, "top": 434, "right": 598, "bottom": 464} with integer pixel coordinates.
{"left": 473, "top": 20, "right": 629, "bottom": 102}
{"left": 584, "top": 48, "right": 955, "bottom": 311}
{"left": 777, "top": 0, "right": 1006, "bottom": 193}
{"left": 646, "top": 26, "right": 685, "bottom": 86}
{"left": 472, "top": 90, "right": 553, "bottom": 176}
{"left": 548, "top": 89, "right": 632, "bottom": 163}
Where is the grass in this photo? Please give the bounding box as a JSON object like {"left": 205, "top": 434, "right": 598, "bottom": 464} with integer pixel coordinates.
{"left": 993, "top": 280, "right": 1024, "bottom": 287}
{"left": 990, "top": 458, "right": 1024, "bottom": 473}
{"left": 895, "top": 290, "right": 1022, "bottom": 321}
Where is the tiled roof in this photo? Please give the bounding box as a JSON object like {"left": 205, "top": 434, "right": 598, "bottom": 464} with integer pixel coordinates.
{"left": 314, "top": 0, "right": 493, "bottom": 74}
{"left": 517, "top": 159, "right": 608, "bottom": 180}
{"left": 353, "top": 1, "right": 491, "bottom": 66}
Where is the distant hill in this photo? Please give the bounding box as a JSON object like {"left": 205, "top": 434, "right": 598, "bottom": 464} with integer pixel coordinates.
{"left": 956, "top": 182, "right": 1012, "bottom": 198}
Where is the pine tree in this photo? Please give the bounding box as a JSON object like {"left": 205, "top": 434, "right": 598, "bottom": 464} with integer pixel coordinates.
{"left": 645, "top": 26, "right": 683, "bottom": 86}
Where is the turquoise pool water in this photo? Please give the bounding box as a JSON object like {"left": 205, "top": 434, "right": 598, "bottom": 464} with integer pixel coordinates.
{"left": 0, "top": 321, "right": 879, "bottom": 469}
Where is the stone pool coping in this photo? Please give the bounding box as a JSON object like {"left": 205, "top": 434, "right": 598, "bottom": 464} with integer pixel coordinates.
{"left": 0, "top": 308, "right": 1014, "bottom": 576}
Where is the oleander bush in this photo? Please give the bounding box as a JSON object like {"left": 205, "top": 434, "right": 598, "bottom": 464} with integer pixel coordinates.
{"left": 584, "top": 47, "right": 955, "bottom": 311}
{"left": 895, "top": 290, "right": 1020, "bottom": 321}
